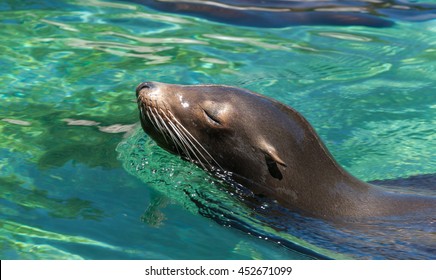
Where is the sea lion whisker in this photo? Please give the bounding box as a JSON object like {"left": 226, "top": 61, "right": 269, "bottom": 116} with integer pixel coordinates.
{"left": 141, "top": 105, "right": 160, "bottom": 135}
{"left": 144, "top": 106, "right": 163, "bottom": 140}
{"left": 178, "top": 123, "right": 222, "bottom": 169}
{"left": 173, "top": 121, "right": 207, "bottom": 169}
{"left": 151, "top": 107, "right": 171, "bottom": 142}
{"left": 171, "top": 122, "right": 209, "bottom": 170}
{"left": 160, "top": 109, "right": 210, "bottom": 169}
{"left": 154, "top": 108, "right": 176, "bottom": 145}
{"left": 158, "top": 110, "right": 196, "bottom": 162}
{"left": 147, "top": 106, "right": 162, "bottom": 133}
{"left": 176, "top": 123, "right": 218, "bottom": 164}
{"left": 169, "top": 112, "right": 223, "bottom": 171}
{"left": 166, "top": 120, "right": 194, "bottom": 161}
{"left": 163, "top": 112, "right": 208, "bottom": 169}
{"left": 172, "top": 122, "right": 212, "bottom": 170}
{"left": 155, "top": 113, "right": 186, "bottom": 157}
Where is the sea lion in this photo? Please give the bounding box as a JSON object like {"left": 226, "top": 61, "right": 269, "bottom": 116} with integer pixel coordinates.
{"left": 135, "top": 81, "right": 435, "bottom": 221}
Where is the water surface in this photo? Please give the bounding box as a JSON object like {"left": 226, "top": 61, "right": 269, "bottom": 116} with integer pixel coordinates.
{"left": 1, "top": 0, "right": 435, "bottom": 259}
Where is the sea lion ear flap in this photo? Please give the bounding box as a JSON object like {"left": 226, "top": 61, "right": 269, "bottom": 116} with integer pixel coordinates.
{"left": 260, "top": 141, "right": 287, "bottom": 167}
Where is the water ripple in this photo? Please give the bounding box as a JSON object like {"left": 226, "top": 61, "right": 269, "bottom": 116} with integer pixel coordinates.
{"left": 1, "top": 0, "right": 435, "bottom": 260}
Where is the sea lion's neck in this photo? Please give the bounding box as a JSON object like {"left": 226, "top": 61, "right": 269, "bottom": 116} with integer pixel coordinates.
{"left": 289, "top": 150, "right": 373, "bottom": 217}
{"left": 279, "top": 142, "right": 432, "bottom": 220}
{"left": 267, "top": 118, "right": 381, "bottom": 219}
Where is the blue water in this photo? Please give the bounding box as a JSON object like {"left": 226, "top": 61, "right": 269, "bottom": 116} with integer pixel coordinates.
{"left": 1, "top": 0, "right": 435, "bottom": 259}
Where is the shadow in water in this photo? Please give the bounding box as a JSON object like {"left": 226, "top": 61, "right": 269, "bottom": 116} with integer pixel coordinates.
{"left": 0, "top": 175, "right": 105, "bottom": 220}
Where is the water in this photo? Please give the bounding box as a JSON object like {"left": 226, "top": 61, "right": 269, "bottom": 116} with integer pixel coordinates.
{"left": 1, "top": 0, "right": 435, "bottom": 259}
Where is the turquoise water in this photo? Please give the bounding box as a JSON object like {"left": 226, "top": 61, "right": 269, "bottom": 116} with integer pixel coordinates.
{"left": 1, "top": 0, "right": 435, "bottom": 259}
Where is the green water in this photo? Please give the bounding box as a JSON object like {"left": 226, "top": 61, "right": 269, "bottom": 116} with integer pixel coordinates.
{"left": 1, "top": 0, "right": 435, "bottom": 259}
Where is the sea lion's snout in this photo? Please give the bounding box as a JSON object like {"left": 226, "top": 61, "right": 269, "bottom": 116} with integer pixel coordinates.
{"left": 136, "top": 81, "right": 155, "bottom": 97}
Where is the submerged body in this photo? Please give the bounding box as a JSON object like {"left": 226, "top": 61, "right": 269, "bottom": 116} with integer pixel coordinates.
{"left": 126, "top": 0, "right": 436, "bottom": 28}
{"left": 135, "top": 81, "right": 435, "bottom": 221}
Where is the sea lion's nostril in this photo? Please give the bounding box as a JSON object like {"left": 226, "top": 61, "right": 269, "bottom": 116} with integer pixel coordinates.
{"left": 136, "top": 82, "right": 154, "bottom": 96}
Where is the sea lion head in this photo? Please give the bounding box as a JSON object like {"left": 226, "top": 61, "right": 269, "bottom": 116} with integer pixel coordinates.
{"left": 135, "top": 81, "right": 302, "bottom": 189}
